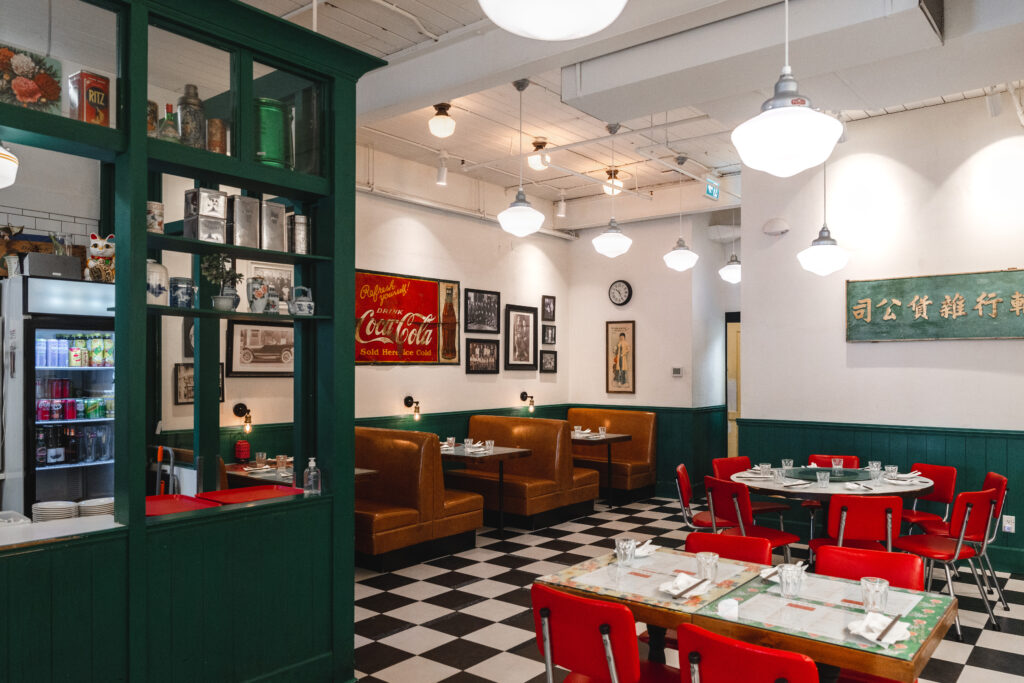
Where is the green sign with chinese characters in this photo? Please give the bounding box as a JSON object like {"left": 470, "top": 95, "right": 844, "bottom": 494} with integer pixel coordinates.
{"left": 847, "top": 269, "right": 1024, "bottom": 341}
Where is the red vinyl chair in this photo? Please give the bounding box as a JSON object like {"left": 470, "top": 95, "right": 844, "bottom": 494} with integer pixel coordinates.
{"left": 676, "top": 464, "right": 733, "bottom": 531}
{"left": 705, "top": 476, "right": 801, "bottom": 563}
{"left": 901, "top": 462, "right": 956, "bottom": 532}
{"left": 803, "top": 455, "right": 861, "bottom": 541}
{"left": 677, "top": 623, "right": 819, "bottom": 683}
{"left": 685, "top": 532, "right": 773, "bottom": 566}
{"left": 530, "top": 583, "right": 679, "bottom": 683}
{"left": 807, "top": 495, "right": 903, "bottom": 564}
{"left": 711, "top": 456, "right": 791, "bottom": 529}
{"left": 893, "top": 487, "right": 1002, "bottom": 640}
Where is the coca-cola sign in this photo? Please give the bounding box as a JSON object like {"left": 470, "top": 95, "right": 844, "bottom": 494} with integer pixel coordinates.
{"left": 355, "top": 270, "right": 460, "bottom": 364}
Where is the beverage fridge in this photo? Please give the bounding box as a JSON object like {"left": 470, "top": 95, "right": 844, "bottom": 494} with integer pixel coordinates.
{"left": 0, "top": 276, "right": 116, "bottom": 515}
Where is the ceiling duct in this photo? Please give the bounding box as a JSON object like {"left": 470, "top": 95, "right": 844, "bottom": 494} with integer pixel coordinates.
{"left": 706, "top": 224, "right": 741, "bottom": 244}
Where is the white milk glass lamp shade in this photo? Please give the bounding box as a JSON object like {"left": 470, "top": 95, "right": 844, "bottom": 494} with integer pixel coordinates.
{"left": 428, "top": 103, "right": 456, "bottom": 138}
{"left": 498, "top": 189, "right": 544, "bottom": 237}
{"left": 797, "top": 225, "right": 849, "bottom": 276}
{"left": 592, "top": 219, "right": 631, "bottom": 258}
{"left": 663, "top": 237, "right": 699, "bottom": 272}
{"left": 527, "top": 152, "right": 550, "bottom": 171}
{"left": 603, "top": 169, "right": 623, "bottom": 196}
{"left": 718, "top": 255, "right": 742, "bottom": 283}
{"left": 0, "top": 143, "right": 18, "bottom": 189}
{"left": 478, "top": 0, "right": 628, "bottom": 41}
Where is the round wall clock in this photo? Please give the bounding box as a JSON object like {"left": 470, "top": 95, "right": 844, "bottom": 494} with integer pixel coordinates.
{"left": 608, "top": 280, "right": 632, "bottom": 306}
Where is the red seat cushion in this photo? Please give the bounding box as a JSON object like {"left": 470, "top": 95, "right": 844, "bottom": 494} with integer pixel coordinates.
{"left": 839, "top": 671, "right": 916, "bottom": 683}
{"left": 913, "top": 517, "right": 950, "bottom": 535}
{"left": 802, "top": 500, "right": 823, "bottom": 509}
{"left": 892, "top": 535, "right": 977, "bottom": 561}
{"left": 692, "top": 511, "right": 734, "bottom": 529}
{"left": 902, "top": 509, "right": 944, "bottom": 526}
{"left": 751, "top": 500, "right": 790, "bottom": 515}
{"left": 722, "top": 525, "right": 800, "bottom": 549}
{"left": 565, "top": 660, "right": 679, "bottom": 683}
{"left": 808, "top": 537, "right": 886, "bottom": 553}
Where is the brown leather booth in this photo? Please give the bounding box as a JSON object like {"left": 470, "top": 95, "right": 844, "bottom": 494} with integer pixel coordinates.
{"left": 445, "top": 416, "right": 598, "bottom": 521}
{"left": 355, "top": 427, "right": 483, "bottom": 559}
{"left": 567, "top": 408, "right": 656, "bottom": 492}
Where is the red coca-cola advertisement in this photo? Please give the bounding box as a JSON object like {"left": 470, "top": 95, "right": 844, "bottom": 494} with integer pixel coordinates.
{"left": 355, "top": 270, "right": 460, "bottom": 365}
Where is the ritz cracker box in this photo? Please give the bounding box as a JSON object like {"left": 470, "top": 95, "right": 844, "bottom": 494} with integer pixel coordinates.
{"left": 68, "top": 71, "right": 110, "bottom": 127}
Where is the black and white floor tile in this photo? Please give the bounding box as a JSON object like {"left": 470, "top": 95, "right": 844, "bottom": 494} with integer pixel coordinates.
{"left": 352, "top": 497, "right": 1024, "bottom": 683}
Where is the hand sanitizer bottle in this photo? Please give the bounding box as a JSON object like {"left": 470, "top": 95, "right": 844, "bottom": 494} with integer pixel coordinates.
{"left": 303, "top": 457, "right": 321, "bottom": 496}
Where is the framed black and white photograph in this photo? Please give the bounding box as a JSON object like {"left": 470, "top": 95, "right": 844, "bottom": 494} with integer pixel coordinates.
{"left": 504, "top": 304, "right": 538, "bottom": 371}
{"left": 226, "top": 320, "right": 295, "bottom": 377}
{"left": 542, "top": 324, "right": 556, "bottom": 345}
{"left": 249, "top": 261, "right": 294, "bottom": 303}
{"left": 465, "top": 338, "right": 499, "bottom": 374}
{"left": 540, "top": 350, "right": 557, "bottom": 374}
{"left": 542, "top": 295, "right": 556, "bottom": 322}
{"left": 183, "top": 317, "right": 195, "bottom": 359}
{"left": 173, "top": 362, "right": 225, "bottom": 404}
{"left": 465, "top": 288, "right": 501, "bottom": 334}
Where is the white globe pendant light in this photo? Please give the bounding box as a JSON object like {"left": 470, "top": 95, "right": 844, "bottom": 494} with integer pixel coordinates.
{"left": 797, "top": 163, "right": 848, "bottom": 276}
{"left": 718, "top": 254, "right": 742, "bottom": 283}
{"left": 428, "top": 103, "right": 456, "bottom": 138}
{"left": 663, "top": 237, "right": 699, "bottom": 272}
{"left": 478, "top": 0, "right": 628, "bottom": 41}
{"left": 602, "top": 169, "right": 623, "bottom": 196}
{"left": 592, "top": 218, "right": 632, "bottom": 258}
{"left": 731, "top": 0, "right": 841, "bottom": 178}
{"left": 0, "top": 142, "right": 19, "bottom": 189}
{"left": 527, "top": 138, "right": 550, "bottom": 171}
{"left": 498, "top": 80, "right": 544, "bottom": 238}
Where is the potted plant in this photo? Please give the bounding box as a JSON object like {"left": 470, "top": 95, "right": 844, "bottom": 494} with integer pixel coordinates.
{"left": 200, "top": 254, "right": 244, "bottom": 311}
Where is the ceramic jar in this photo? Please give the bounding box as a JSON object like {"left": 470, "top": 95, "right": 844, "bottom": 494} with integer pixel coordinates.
{"left": 146, "top": 259, "right": 169, "bottom": 305}
{"left": 288, "top": 286, "right": 314, "bottom": 316}
{"left": 247, "top": 276, "right": 268, "bottom": 313}
{"left": 169, "top": 277, "right": 195, "bottom": 309}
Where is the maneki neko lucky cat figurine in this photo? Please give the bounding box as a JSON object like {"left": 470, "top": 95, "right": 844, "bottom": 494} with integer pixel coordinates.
{"left": 84, "top": 233, "right": 115, "bottom": 282}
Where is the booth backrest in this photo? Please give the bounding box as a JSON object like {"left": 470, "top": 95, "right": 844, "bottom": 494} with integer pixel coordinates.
{"left": 566, "top": 408, "right": 656, "bottom": 464}
{"left": 467, "top": 415, "right": 572, "bottom": 487}
{"left": 354, "top": 427, "right": 437, "bottom": 522}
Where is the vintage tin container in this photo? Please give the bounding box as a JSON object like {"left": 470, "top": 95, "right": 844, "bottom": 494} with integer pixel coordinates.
{"left": 184, "top": 216, "right": 226, "bottom": 243}
{"left": 177, "top": 84, "right": 206, "bottom": 149}
{"left": 184, "top": 187, "right": 227, "bottom": 219}
{"left": 68, "top": 71, "right": 110, "bottom": 127}
{"left": 146, "top": 201, "right": 164, "bottom": 233}
{"left": 254, "top": 97, "right": 292, "bottom": 169}
{"left": 288, "top": 214, "right": 309, "bottom": 254}
{"left": 206, "top": 118, "right": 227, "bottom": 154}
{"left": 228, "top": 195, "right": 260, "bottom": 248}
{"left": 260, "top": 200, "right": 286, "bottom": 251}
{"left": 147, "top": 100, "right": 159, "bottom": 136}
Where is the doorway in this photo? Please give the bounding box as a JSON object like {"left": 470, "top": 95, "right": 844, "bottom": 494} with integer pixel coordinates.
{"left": 725, "top": 312, "right": 740, "bottom": 458}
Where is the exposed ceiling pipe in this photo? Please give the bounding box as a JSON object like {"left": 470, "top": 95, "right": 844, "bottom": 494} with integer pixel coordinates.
{"left": 283, "top": 0, "right": 440, "bottom": 41}
{"left": 1007, "top": 80, "right": 1024, "bottom": 127}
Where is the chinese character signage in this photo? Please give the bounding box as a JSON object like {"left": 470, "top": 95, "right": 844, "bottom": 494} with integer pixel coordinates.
{"left": 355, "top": 270, "right": 460, "bottom": 364}
{"left": 847, "top": 270, "right": 1024, "bottom": 342}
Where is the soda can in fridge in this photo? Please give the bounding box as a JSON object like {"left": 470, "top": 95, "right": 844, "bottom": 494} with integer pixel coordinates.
{"left": 46, "top": 339, "right": 59, "bottom": 367}
{"left": 36, "top": 399, "right": 50, "bottom": 422}
{"left": 103, "top": 334, "right": 114, "bottom": 366}
{"left": 57, "top": 338, "right": 69, "bottom": 367}
{"left": 35, "top": 338, "right": 48, "bottom": 366}
{"left": 64, "top": 398, "right": 78, "bottom": 420}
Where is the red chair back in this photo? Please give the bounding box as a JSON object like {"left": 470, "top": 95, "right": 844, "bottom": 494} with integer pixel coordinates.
{"left": 948, "top": 488, "right": 999, "bottom": 544}
{"left": 911, "top": 462, "right": 956, "bottom": 504}
{"left": 676, "top": 464, "right": 694, "bottom": 509}
{"left": 677, "top": 623, "right": 819, "bottom": 682}
{"left": 531, "top": 583, "right": 641, "bottom": 683}
{"left": 704, "top": 476, "right": 754, "bottom": 529}
{"left": 685, "top": 532, "right": 772, "bottom": 565}
{"left": 712, "top": 456, "right": 751, "bottom": 480}
{"left": 808, "top": 454, "right": 860, "bottom": 468}
{"left": 982, "top": 472, "right": 1008, "bottom": 519}
{"left": 815, "top": 546, "right": 924, "bottom": 590}
{"left": 825, "top": 495, "right": 902, "bottom": 545}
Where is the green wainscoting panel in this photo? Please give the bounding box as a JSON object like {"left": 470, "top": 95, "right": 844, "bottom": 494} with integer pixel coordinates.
{"left": 158, "top": 423, "right": 296, "bottom": 465}
{"left": 0, "top": 531, "right": 129, "bottom": 682}
{"left": 739, "top": 418, "right": 1024, "bottom": 573}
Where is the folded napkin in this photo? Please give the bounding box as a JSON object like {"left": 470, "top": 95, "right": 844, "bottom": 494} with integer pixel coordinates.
{"left": 807, "top": 463, "right": 818, "bottom": 468}
{"left": 576, "top": 429, "right": 592, "bottom": 434}
{"left": 586, "top": 434, "right": 604, "bottom": 440}
{"left": 465, "top": 446, "right": 487, "bottom": 454}
{"left": 659, "top": 573, "right": 711, "bottom": 599}
{"left": 887, "top": 478, "right": 917, "bottom": 486}
{"left": 845, "top": 482, "right": 864, "bottom": 490}
{"left": 243, "top": 465, "right": 272, "bottom": 472}
{"left": 634, "top": 540, "right": 660, "bottom": 558}
{"left": 759, "top": 566, "right": 782, "bottom": 583}
{"left": 848, "top": 613, "right": 911, "bottom": 647}
{"left": 894, "top": 471, "right": 921, "bottom": 480}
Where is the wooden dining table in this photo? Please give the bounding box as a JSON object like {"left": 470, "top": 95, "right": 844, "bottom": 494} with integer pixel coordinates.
{"left": 570, "top": 431, "right": 632, "bottom": 504}
{"left": 442, "top": 444, "right": 530, "bottom": 534}
{"left": 535, "top": 547, "right": 955, "bottom": 682}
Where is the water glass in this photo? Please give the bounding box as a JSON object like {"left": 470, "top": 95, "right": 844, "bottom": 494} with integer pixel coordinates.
{"left": 758, "top": 463, "right": 771, "bottom": 476}
{"left": 254, "top": 452, "right": 267, "bottom": 468}
{"left": 778, "top": 564, "right": 805, "bottom": 599}
{"left": 772, "top": 468, "right": 786, "bottom": 484}
{"left": 885, "top": 465, "right": 899, "bottom": 479}
{"left": 275, "top": 455, "right": 288, "bottom": 472}
{"left": 861, "top": 577, "right": 889, "bottom": 614}
{"left": 831, "top": 458, "right": 844, "bottom": 473}
{"left": 615, "top": 538, "right": 637, "bottom": 566}
{"left": 598, "top": 426, "right": 607, "bottom": 436}
{"left": 574, "top": 425, "right": 582, "bottom": 435}
{"left": 484, "top": 439, "right": 495, "bottom": 453}
{"left": 870, "top": 468, "right": 884, "bottom": 482}
{"left": 696, "top": 551, "right": 719, "bottom": 582}
{"left": 781, "top": 458, "right": 794, "bottom": 471}
{"left": 816, "top": 471, "right": 831, "bottom": 488}
{"left": 445, "top": 436, "right": 456, "bottom": 449}
{"left": 465, "top": 438, "right": 474, "bottom": 449}
{"left": 868, "top": 460, "right": 882, "bottom": 471}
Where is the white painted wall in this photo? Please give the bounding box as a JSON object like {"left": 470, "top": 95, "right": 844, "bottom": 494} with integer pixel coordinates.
{"left": 691, "top": 226, "right": 738, "bottom": 407}
{"left": 741, "top": 95, "right": 1024, "bottom": 430}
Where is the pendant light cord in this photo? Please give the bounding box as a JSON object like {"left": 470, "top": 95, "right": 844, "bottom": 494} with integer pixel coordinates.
{"left": 517, "top": 87, "right": 524, "bottom": 191}
{"left": 784, "top": 0, "right": 789, "bottom": 70}
{"left": 822, "top": 161, "right": 828, "bottom": 225}
{"left": 610, "top": 132, "right": 616, "bottom": 218}
{"left": 46, "top": 0, "right": 53, "bottom": 57}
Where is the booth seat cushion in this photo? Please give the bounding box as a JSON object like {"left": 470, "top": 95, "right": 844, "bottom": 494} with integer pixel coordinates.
{"left": 571, "top": 454, "right": 654, "bottom": 489}
{"left": 564, "top": 467, "right": 600, "bottom": 505}
{"left": 567, "top": 408, "right": 656, "bottom": 491}
{"left": 442, "top": 489, "right": 484, "bottom": 518}
{"left": 355, "top": 500, "right": 420, "bottom": 535}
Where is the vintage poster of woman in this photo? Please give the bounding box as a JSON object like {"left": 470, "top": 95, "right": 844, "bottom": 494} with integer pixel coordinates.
{"left": 606, "top": 321, "right": 635, "bottom": 393}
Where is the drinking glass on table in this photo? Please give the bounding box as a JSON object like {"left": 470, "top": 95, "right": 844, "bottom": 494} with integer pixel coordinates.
{"left": 615, "top": 538, "right": 637, "bottom": 567}
{"left": 772, "top": 468, "right": 786, "bottom": 484}
{"left": 861, "top": 577, "right": 889, "bottom": 614}
{"left": 885, "top": 465, "right": 899, "bottom": 480}
{"left": 831, "top": 458, "right": 844, "bottom": 474}
{"left": 598, "top": 426, "right": 607, "bottom": 436}
{"left": 816, "top": 471, "right": 831, "bottom": 488}
{"left": 464, "top": 438, "right": 474, "bottom": 450}
{"left": 445, "top": 436, "right": 456, "bottom": 450}
{"left": 868, "top": 460, "right": 882, "bottom": 471}
{"left": 778, "top": 564, "right": 805, "bottom": 599}
{"left": 696, "top": 552, "right": 719, "bottom": 582}
{"left": 275, "top": 455, "right": 288, "bottom": 473}
{"left": 254, "top": 452, "right": 267, "bottom": 468}
{"left": 870, "top": 468, "right": 884, "bottom": 482}
{"left": 758, "top": 463, "right": 771, "bottom": 476}
{"left": 781, "top": 458, "right": 794, "bottom": 473}
{"left": 484, "top": 440, "right": 494, "bottom": 453}
{"left": 574, "top": 425, "right": 582, "bottom": 435}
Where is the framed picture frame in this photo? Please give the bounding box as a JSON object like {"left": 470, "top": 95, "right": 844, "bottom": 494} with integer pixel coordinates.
{"left": 542, "top": 295, "right": 556, "bottom": 322}
{"left": 540, "top": 350, "right": 557, "bottom": 373}
{"left": 249, "top": 261, "right": 294, "bottom": 303}
{"left": 173, "top": 362, "right": 225, "bottom": 405}
{"left": 183, "top": 317, "right": 195, "bottom": 359}
{"left": 542, "top": 324, "right": 556, "bottom": 345}
{"left": 464, "top": 288, "right": 500, "bottom": 334}
{"left": 504, "top": 304, "right": 538, "bottom": 371}
{"left": 226, "top": 320, "right": 295, "bottom": 377}
{"left": 606, "top": 320, "right": 635, "bottom": 394}
{"left": 465, "top": 338, "right": 500, "bottom": 374}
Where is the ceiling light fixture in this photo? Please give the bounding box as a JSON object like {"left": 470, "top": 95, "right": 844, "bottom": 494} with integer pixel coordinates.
{"left": 428, "top": 103, "right": 456, "bottom": 138}
{"left": 730, "top": 0, "right": 842, "bottom": 178}
{"left": 555, "top": 191, "right": 567, "bottom": 218}
{"left": 602, "top": 168, "right": 623, "bottom": 196}
{"left": 478, "top": 0, "right": 628, "bottom": 41}
{"left": 527, "top": 137, "right": 550, "bottom": 171}
{"left": 436, "top": 151, "right": 448, "bottom": 186}
{"left": 797, "top": 162, "right": 849, "bottom": 276}
{"left": 497, "top": 80, "right": 545, "bottom": 238}
{"left": 593, "top": 124, "right": 631, "bottom": 258}
{"left": 719, "top": 253, "right": 742, "bottom": 284}
{"left": 0, "top": 142, "right": 19, "bottom": 189}
{"left": 663, "top": 176, "right": 698, "bottom": 272}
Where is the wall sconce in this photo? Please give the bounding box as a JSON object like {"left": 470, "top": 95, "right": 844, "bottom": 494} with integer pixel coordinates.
{"left": 233, "top": 403, "right": 253, "bottom": 434}
{"left": 520, "top": 391, "right": 535, "bottom": 413}
{"left": 404, "top": 395, "right": 421, "bottom": 420}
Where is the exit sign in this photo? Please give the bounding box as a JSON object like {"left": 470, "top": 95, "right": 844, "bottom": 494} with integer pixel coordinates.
{"left": 705, "top": 178, "right": 720, "bottom": 201}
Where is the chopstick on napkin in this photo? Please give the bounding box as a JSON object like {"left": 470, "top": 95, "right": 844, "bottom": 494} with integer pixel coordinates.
{"left": 659, "top": 574, "right": 710, "bottom": 599}
{"left": 848, "top": 612, "right": 911, "bottom": 648}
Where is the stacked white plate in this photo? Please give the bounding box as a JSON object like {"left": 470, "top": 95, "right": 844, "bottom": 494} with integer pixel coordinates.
{"left": 31, "top": 500, "right": 79, "bottom": 522}
{"left": 78, "top": 497, "right": 114, "bottom": 517}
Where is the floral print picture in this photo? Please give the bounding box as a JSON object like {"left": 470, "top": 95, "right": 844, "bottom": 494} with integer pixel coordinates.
{"left": 0, "top": 43, "right": 61, "bottom": 114}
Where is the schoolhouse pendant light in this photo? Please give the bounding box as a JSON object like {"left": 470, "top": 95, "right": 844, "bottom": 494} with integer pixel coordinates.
{"left": 592, "top": 218, "right": 632, "bottom": 258}
{"left": 730, "top": 0, "right": 842, "bottom": 178}
{"left": 718, "top": 253, "right": 742, "bottom": 284}
{"left": 797, "top": 163, "right": 848, "bottom": 276}
{"left": 602, "top": 169, "right": 623, "bottom": 196}
{"left": 497, "top": 80, "right": 544, "bottom": 238}
{"left": 478, "top": 0, "right": 628, "bottom": 41}
{"left": 527, "top": 138, "right": 550, "bottom": 171}
{"left": 0, "top": 142, "right": 19, "bottom": 189}
{"left": 664, "top": 177, "right": 698, "bottom": 272}
{"left": 428, "top": 103, "right": 456, "bottom": 138}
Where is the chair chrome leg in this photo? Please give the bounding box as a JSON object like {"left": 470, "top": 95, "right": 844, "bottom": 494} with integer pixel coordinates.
{"left": 967, "top": 558, "right": 1000, "bottom": 630}
{"left": 778, "top": 511, "right": 785, "bottom": 532}
{"left": 981, "top": 551, "right": 1010, "bottom": 611}
{"left": 925, "top": 559, "right": 934, "bottom": 592}
{"left": 942, "top": 562, "right": 963, "bottom": 641}
{"left": 540, "top": 610, "right": 555, "bottom": 683}
{"left": 975, "top": 547, "right": 994, "bottom": 596}
{"left": 807, "top": 509, "right": 816, "bottom": 542}
{"left": 783, "top": 545, "right": 792, "bottom": 564}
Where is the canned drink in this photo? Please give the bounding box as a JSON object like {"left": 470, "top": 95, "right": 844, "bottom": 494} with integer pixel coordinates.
{"left": 57, "top": 338, "right": 69, "bottom": 367}
{"left": 104, "top": 397, "right": 114, "bottom": 418}
{"left": 103, "top": 335, "right": 114, "bottom": 366}
{"left": 89, "top": 337, "right": 104, "bottom": 367}
{"left": 50, "top": 398, "right": 63, "bottom": 420}
{"left": 84, "top": 398, "right": 98, "bottom": 419}
{"left": 64, "top": 398, "right": 77, "bottom": 420}
{"left": 74, "top": 334, "right": 88, "bottom": 350}
{"left": 76, "top": 398, "right": 86, "bottom": 415}
{"left": 36, "top": 399, "right": 50, "bottom": 421}
{"left": 68, "top": 347, "right": 84, "bottom": 367}
{"left": 48, "top": 379, "right": 60, "bottom": 399}
{"left": 46, "top": 339, "right": 60, "bottom": 367}
{"left": 35, "top": 338, "right": 48, "bottom": 366}
{"left": 35, "top": 379, "right": 45, "bottom": 399}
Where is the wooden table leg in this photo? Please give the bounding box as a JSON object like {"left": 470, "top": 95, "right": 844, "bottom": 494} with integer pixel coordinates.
{"left": 645, "top": 625, "right": 667, "bottom": 664}
{"left": 605, "top": 444, "right": 615, "bottom": 506}
{"left": 498, "top": 461, "right": 505, "bottom": 537}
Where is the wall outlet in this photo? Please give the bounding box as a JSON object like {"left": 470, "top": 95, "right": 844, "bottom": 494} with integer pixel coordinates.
{"left": 1003, "top": 515, "right": 1015, "bottom": 533}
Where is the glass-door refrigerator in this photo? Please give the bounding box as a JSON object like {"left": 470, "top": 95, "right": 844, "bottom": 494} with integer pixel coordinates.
{"left": 1, "top": 276, "right": 116, "bottom": 515}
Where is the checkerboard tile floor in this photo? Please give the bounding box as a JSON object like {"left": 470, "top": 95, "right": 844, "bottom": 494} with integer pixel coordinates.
{"left": 353, "top": 497, "right": 1024, "bottom": 683}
